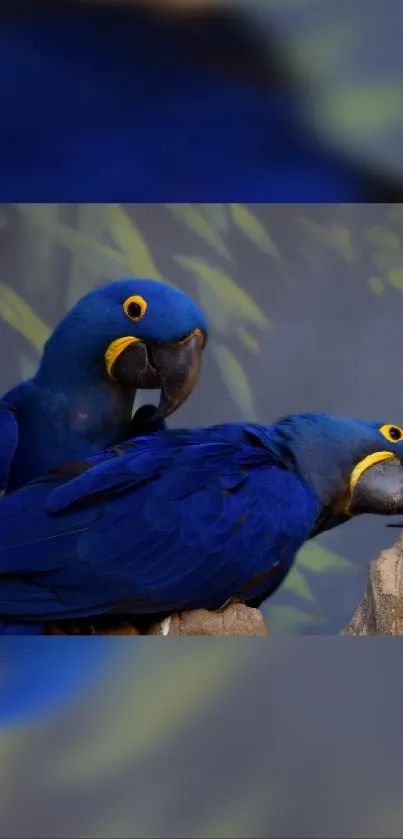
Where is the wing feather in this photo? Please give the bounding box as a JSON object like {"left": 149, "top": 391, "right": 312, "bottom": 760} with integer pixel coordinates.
{"left": 0, "top": 403, "right": 18, "bottom": 494}
{"left": 0, "top": 426, "right": 319, "bottom": 619}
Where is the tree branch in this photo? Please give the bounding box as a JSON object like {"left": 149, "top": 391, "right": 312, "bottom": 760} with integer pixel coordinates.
{"left": 343, "top": 533, "right": 403, "bottom": 635}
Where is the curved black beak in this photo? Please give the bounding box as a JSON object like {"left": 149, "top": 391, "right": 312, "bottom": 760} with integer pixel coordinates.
{"left": 109, "top": 329, "right": 205, "bottom": 422}
{"left": 348, "top": 455, "right": 403, "bottom": 516}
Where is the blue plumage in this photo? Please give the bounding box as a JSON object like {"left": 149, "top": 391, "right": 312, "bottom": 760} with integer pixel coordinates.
{"left": 0, "top": 279, "right": 206, "bottom": 635}
{"left": 0, "top": 404, "right": 18, "bottom": 496}
{"left": 0, "top": 5, "right": 366, "bottom": 203}
{"left": 1, "top": 412, "right": 402, "bottom": 629}
{"left": 2, "top": 278, "right": 207, "bottom": 492}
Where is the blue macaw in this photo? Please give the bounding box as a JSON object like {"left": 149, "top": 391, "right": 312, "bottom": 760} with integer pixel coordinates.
{"left": 1, "top": 278, "right": 207, "bottom": 493}
{"left": 0, "top": 412, "right": 402, "bottom": 633}
{"left": 0, "top": 278, "right": 206, "bottom": 635}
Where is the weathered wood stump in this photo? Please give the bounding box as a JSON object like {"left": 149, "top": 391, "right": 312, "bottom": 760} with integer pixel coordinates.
{"left": 148, "top": 603, "right": 268, "bottom": 636}
{"left": 47, "top": 602, "right": 268, "bottom": 636}
{"left": 343, "top": 533, "right": 403, "bottom": 635}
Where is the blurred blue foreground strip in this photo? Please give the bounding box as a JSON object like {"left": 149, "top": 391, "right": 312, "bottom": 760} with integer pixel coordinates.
{"left": 0, "top": 638, "right": 116, "bottom": 726}
{"left": 0, "top": 3, "right": 367, "bottom": 202}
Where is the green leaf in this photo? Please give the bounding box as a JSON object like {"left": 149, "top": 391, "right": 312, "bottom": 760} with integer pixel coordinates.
{"left": 213, "top": 343, "right": 256, "bottom": 420}
{"left": 66, "top": 204, "right": 111, "bottom": 307}
{"left": 166, "top": 204, "right": 231, "bottom": 260}
{"left": 23, "top": 204, "right": 60, "bottom": 290}
{"left": 195, "top": 277, "right": 232, "bottom": 334}
{"left": 368, "top": 276, "right": 384, "bottom": 295}
{"left": 317, "top": 85, "right": 403, "bottom": 140}
{"left": 229, "top": 204, "right": 280, "bottom": 261}
{"left": 365, "top": 226, "right": 401, "bottom": 252}
{"left": 329, "top": 224, "right": 356, "bottom": 264}
{"left": 198, "top": 203, "right": 228, "bottom": 232}
{"left": 0, "top": 283, "right": 50, "bottom": 354}
{"left": 175, "top": 256, "right": 269, "bottom": 329}
{"left": 298, "top": 216, "right": 332, "bottom": 245}
{"left": 282, "top": 566, "right": 316, "bottom": 603}
{"left": 388, "top": 265, "right": 403, "bottom": 290}
{"left": 236, "top": 326, "right": 261, "bottom": 354}
{"left": 14, "top": 203, "right": 132, "bottom": 280}
{"left": 105, "top": 204, "right": 165, "bottom": 281}
{"left": 297, "top": 543, "right": 353, "bottom": 573}
{"left": 298, "top": 217, "right": 356, "bottom": 263}
{"left": 266, "top": 605, "right": 321, "bottom": 635}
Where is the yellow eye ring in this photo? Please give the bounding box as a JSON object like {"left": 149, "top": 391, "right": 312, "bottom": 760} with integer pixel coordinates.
{"left": 379, "top": 423, "right": 403, "bottom": 442}
{"left": 123, "top": 295, "right": 147, "bottom": 322}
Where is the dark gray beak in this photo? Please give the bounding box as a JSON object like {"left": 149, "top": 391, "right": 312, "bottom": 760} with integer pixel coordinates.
{"left": 349, "top": 456, "right": 403, "bottom": 516}
{"left": 112, "top": 329, "right": 205, "bottom": 421}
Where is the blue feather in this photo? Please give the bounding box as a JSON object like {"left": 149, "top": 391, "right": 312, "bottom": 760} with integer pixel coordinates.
{"left": 0, "top": 420, "right": 314, "bottom": 622}
{"left": 0, "top": 404, "right": 18, "bottom": 495}
{"left": 0, "top": 412, "right": 401, "bottom": 628}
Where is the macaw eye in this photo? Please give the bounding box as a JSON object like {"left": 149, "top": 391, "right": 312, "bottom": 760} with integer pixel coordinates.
{"left": 123, "top": 295, "right": 147, "bottom": 322}
{"left": 379, "top": 424, "right": 403, "bottom": 442}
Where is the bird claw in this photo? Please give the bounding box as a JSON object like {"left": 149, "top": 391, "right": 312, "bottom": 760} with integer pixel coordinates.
{"left": 216, "top": 596, "right": 243, "bottom": 612}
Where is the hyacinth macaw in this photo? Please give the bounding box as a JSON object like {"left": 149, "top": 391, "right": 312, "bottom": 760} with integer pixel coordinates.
{"left": 1, "top": 278, "right": 207, "bottom": 493}
{"left": 0, "top": 412, "right": 403, "bottom": 633}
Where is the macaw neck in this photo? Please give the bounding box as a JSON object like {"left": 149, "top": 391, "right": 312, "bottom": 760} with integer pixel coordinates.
{"left": 32, "top": 373, "right": 136, "bottom": 445}
{"left": 265, "top": 424, "right": 350, "bottom": 524}
{"left": 5, "top": 372, "right": 135, "bottom": 490}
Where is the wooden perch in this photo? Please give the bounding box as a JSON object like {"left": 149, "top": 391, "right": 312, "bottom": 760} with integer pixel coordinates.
{"left": 148, "top": 603, "right": 268, "bottom": 636}
{"left": 47, "top": 602, "right": 269, "bottom": 636}
{"left": 343, "top": 532, "right": 403, "bottom": 635}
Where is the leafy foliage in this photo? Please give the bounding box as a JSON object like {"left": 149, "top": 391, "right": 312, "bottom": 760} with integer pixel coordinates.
{"left": 8, "top": 203, "right": 271, "bottom": 419}
{"left": 229, "top": 203, "right": 281, "bottom": 260}
{"left": 0, "top": 282, "right": 50, "bottom": 353}
{"left": 296, "top": 203, "right": 403, "bottom": 299}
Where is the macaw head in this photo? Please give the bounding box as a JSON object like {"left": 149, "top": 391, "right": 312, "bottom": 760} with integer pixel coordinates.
{"left": 37, "top": 279, "right": 208, "bottom": 422}
{"left": 266, "top": 412, "right": 403, "bottom": 536}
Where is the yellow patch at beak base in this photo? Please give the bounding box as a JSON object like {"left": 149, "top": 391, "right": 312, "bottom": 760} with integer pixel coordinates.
{"left": 178, "top": 327, "right": 205, "bottom": 348}
{"left": 349, "top": 451, "right": 399, "bottom": 494}
{"left": 105, "top": 336, "right": 141, "bottom": 379}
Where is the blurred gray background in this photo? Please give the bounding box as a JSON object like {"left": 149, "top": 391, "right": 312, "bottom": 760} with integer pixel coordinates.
{"left": 255, "top": 0, "right": 403, "bottom": 183}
